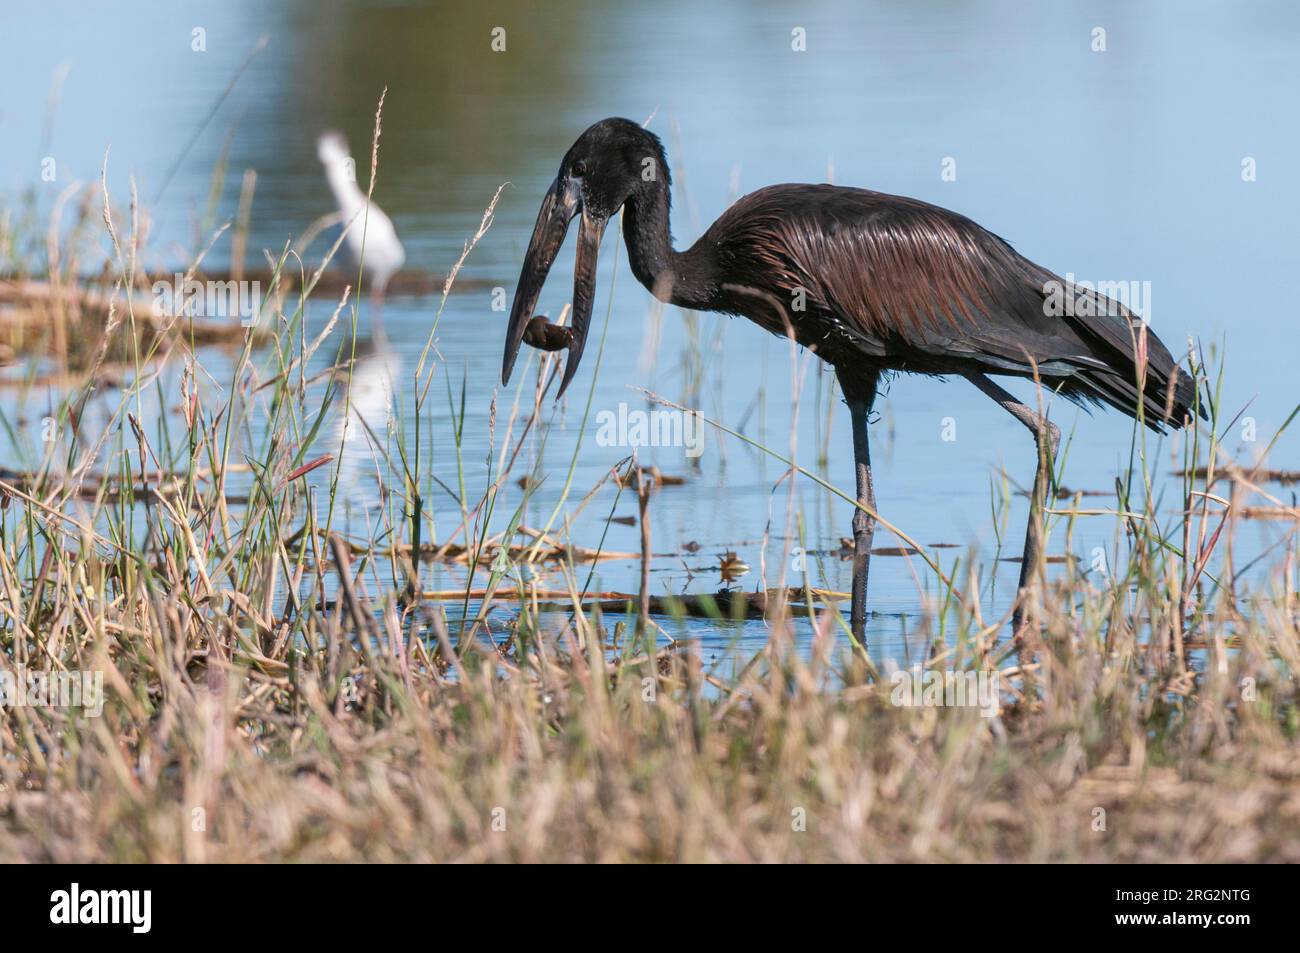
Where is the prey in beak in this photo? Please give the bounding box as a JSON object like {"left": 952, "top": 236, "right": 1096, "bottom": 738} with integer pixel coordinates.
{"left": 502, "top": 175, "right": 608, "bottom": 398}
{"left": 522, "top": 315, "right": 573, "bottom": 352}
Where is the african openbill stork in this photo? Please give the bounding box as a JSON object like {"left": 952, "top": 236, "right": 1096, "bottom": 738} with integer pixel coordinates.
{"left": 501, "top": 118, "right": 1200, "bottom": 643}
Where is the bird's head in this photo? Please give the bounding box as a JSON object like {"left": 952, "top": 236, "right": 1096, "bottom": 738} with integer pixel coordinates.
{"left": 502, "top": 118, "right": 668, "bottom": 397}
{"left": 317, "top": 130, "right": 351, "bottom": 168}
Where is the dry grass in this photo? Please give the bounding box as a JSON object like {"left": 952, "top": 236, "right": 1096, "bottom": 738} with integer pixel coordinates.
{"left": 2, "top": 560, "right": 1298, "bottom": 862}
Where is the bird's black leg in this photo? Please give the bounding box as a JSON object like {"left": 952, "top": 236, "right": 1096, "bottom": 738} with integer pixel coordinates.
{"left": 967, "top": 373, "right": 1061, "bottom": 637}
{"left": 836, "top": 367, "right": 880, "bottom": 647}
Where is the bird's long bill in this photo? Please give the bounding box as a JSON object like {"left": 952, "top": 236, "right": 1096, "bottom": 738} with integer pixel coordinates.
{"left": 556, "top": 209, "right": 605, "bottom": 397}
{"left": 501, "top": 177, "right": 606, "bottom": 398}
{"left": 502, "top": 177, "right": 578, "bottom": 386}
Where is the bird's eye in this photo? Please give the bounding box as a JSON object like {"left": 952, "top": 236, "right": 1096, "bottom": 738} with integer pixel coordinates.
{"left": 572, "top": 160, "right": 587, "bottom": 177}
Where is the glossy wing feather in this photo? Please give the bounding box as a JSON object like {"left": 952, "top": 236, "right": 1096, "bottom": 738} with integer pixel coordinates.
{"left": 706, "top": 184, "right": 1199, "bottom": 429}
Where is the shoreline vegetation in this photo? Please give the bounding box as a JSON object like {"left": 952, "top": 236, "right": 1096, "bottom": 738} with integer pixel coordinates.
{"left": 1, "top": 102, "right": 1298, "bottom": 863}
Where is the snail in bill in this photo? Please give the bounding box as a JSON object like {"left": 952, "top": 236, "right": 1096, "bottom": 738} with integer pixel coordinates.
{"left": 522, "top": 315, "right": 573, "bottom": 352}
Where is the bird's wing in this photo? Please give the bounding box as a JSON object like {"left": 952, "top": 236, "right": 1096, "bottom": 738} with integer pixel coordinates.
{"left": 712, "top": 185, "right": 1072, "bottom": 365}
{"left": 710, "top": 184, "right": 1198, "bottom": 426}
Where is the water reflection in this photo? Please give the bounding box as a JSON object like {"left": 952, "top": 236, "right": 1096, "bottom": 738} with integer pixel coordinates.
{"left": 333, "top": 328, "right": 400, "bottom": 521}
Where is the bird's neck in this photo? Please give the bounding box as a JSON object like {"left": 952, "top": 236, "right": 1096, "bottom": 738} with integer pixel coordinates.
{"left": 623, "top": 181, "right": 714, "bottom": 311}
{"left": 324, "top": 161, "right": 366, "bottom": 218}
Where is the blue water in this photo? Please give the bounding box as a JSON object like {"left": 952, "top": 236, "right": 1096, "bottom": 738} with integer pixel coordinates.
{"left": 1, "top": 0, "right": 1297, "bottom": 662}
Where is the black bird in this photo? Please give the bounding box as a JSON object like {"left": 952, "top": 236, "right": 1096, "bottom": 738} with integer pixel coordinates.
{"left": 502, "top": 118, "right": 1200, "bottom": 643}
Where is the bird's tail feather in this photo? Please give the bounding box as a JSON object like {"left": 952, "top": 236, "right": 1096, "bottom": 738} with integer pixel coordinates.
{"left": 1058, "top": 312, "right": 1204, "bottom": 432}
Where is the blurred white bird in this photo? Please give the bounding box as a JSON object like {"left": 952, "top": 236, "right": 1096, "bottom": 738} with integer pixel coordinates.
{"left": 317, "top": 130, "right": 405, "bottom": 298}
